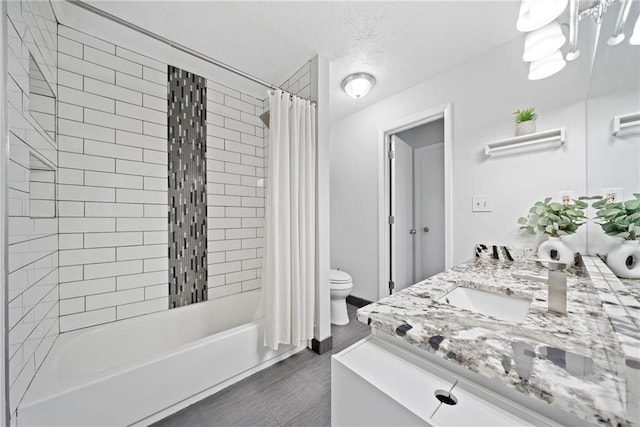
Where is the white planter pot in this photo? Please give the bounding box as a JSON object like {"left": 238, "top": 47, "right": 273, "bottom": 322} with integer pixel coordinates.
{"left": 606, "top": 240, "right": 640, "bottom": 279}
{"left": 537, "top": 236, "right": 574, "bottom": 267}
{"left": 516, "top": 120, "right": 536, "bottom": 136}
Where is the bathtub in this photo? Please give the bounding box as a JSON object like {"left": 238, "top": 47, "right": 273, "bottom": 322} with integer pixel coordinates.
{"left": 19, "top": 290, "right": 305, "bottom": 426}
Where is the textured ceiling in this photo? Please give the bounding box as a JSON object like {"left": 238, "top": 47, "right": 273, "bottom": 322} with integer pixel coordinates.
{"left": 56, "top": 1, "right": 523, "bottom": 122}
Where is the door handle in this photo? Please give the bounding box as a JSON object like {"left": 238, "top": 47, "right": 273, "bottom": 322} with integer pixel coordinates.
{"left": 424, "top": 227, "right": 430, "bottom": 233}
{"left": 409, "top": 229, "right": 417, "bottom": 235}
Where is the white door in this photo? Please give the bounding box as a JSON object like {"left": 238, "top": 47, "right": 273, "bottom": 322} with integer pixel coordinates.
{"left": 414, "top": 143, "right": 445, "bottom": 280}
{"left": 390, "top": 135, "right": 414, "bottom": 292}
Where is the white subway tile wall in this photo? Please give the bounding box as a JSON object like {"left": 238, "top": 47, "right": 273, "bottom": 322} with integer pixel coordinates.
{"left": 56, "top": 25, "right": 168, "bottom": 332}
{"left": 6, "top": 0, "right": 59, "bottom": 414}
{"left": 56, "top": 26, "right": 275, "bottom": 332}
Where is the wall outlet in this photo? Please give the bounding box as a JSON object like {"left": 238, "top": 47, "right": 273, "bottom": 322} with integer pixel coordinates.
{"left": 558, "top": 191, "right": 576, "bottom": 205}
{"left": 472, "top": 195, "right": 492, "bottom": 212}
{"left": 602, "top": 188, "right": 623, "bottom": 204}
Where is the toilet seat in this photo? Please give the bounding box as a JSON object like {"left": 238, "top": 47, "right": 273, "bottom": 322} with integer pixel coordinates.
{"left": 330, "top": 281, "right": 353, "bottom": 291}
{"left": 330, "top": 269, "right": 352, "bottom": 283}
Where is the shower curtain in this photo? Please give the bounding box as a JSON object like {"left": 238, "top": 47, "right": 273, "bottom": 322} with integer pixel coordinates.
{"left": 259, "top": 90, "right": 316, "bottom": 350}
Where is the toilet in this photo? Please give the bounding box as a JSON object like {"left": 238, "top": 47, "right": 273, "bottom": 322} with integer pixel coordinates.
{"left": 330, "top": 269, "right": 354, "bottom": 325}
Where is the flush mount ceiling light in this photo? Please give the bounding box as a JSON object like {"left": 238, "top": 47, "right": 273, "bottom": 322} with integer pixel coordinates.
{"left": 517, "top": 0, "right": 639, "bottom": 80}
{"left": 528, "top": 50, "right": 567, "bottom": 80}
{"left": 341, "top": 73, "right": 376, "bottom": 99}
{"left": 523, "top": 20, "right": 567, "bottom": 61}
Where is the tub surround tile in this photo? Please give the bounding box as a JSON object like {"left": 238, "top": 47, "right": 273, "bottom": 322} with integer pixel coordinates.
{"left": 357, "top": 255, "right": 636, "bottom": 426}
{"left": 7, "top": 0, "right": 59, "bottom": 414}
{"left": 167, "top": 65, "right": 208, "bottom": 308}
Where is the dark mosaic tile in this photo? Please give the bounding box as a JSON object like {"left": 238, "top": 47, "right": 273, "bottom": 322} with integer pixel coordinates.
{"left": 167, "top": 65, "right": 207, "bottom": 308}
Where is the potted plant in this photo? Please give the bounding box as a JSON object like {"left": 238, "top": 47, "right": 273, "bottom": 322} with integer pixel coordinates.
{"left": 514, "top": 107, "right": 538, "bottom": 136}
{"left": 518, "top": 197, "right": 588, "bottom": 267}
{"left": 592, "top": 194, "right": 640, "bottom": 278}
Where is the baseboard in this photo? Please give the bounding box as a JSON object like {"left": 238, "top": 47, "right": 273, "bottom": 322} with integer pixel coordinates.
{"left": 346, "top": 295, "right": 373, "bottom": 308}
{"left": 311, "top": 336, "right": 333, "bottom": 355}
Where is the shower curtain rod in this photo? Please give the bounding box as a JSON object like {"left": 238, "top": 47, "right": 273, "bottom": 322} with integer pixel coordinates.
{"left": 66, "top": 0, "right": 281, "bottom": 91}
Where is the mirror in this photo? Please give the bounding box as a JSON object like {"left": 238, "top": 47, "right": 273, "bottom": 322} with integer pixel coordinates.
{"left": 585, "top": 0, "right": 640, "bottom": 255}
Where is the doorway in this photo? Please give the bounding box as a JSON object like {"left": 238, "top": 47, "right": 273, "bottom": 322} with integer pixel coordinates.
{"left": 390, "top": 121, "right": 445, "bottom": 292}
{"left": 378, "top": 104, "right": 453, "bottom": 299}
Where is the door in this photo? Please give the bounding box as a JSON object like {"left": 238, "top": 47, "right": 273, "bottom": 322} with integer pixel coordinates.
{"left": 390, "top": 135, "right": 414, "bottom": 292}
{"left": 414, "top": 143, "right": 445, "bottom": 280}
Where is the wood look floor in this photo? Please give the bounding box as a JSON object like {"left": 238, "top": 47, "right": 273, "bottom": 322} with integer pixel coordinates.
{"left": 153, "top": 304, "right": 370, "bottom": 427}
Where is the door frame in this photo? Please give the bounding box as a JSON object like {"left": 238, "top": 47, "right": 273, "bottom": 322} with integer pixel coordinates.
{"left": 377, "top": 103, "right": 453, "bottom": 300}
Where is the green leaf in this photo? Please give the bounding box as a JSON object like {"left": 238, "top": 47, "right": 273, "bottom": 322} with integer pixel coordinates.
{"left": 625, "top": 199, "right": 640, "bottom": 210}
{"left": 544, "top": 197, "right": 552, "bottom": 204}
{"left": 603, "top": 208, "right": 622, "bottom": 218}
{"left": 549, "top": 202, "right": 563, "bottom": 212}
{"left": 517, "top": 217, "right": 528, "bottom": 225}
{"left": 574, "top": 200, "right": 588, "bottom": 209}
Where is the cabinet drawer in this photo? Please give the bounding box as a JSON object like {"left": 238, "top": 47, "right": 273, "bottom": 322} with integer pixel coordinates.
{"left": 332, "top": 336, "right": 560, "bottom": 426}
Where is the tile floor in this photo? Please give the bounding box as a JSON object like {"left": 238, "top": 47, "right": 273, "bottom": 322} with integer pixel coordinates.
{"left": 153, "top": 304, "right": 370, "bottom": 427}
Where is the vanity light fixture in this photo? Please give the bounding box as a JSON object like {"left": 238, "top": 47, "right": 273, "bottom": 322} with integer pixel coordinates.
{"left": 523, "top": 21, "right": 567, "bottom": 61}
{"left": 607, "top": 0, "right": 633, "bottom": 45}
{"left": 630, "top": 14, "right": 640, "bottom": 44}
{"left": 528, "top": 50, "right": 567, "bottom": 80}
{"left": 516, "top": 0, "right": 568, "bottom": 32}
{"left": 341, "top": 73, "right": 376, "bottom": 99}
{"left": 518, "top": 0, "right": 640, "bottom": 79}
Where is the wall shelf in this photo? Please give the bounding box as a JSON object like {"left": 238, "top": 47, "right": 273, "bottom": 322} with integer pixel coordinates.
{"left": 484, "top": 128, "right": 565, "bottom": 156}
{"left": 612, "top": 111, "right": 640, "bottom": 137}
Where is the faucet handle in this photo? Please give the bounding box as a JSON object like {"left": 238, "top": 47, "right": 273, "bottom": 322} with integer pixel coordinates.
{"left": 527, "top": 258, "right": 567, "bottom": 271}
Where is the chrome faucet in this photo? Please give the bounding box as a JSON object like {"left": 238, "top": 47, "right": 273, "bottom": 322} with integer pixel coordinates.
{"left": 514, "top": 259, "right": 568, "bottom": 315}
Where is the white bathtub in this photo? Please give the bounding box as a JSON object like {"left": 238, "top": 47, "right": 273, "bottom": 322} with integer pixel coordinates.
{"left": 19, "top": 290, "right": 305, "bottom": 426}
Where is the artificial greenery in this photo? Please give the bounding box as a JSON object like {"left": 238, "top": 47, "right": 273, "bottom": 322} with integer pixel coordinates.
{"left": 518, "top": 197, "right": 588, "bottom": 237}
{"left": 514, "top": 107, "right": 538, "bottom": 123}
{"left": 592, "top": 194, "right": 640, "bottom": 240}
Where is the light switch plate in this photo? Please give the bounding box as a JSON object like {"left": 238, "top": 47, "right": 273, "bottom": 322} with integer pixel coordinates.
{"left": 602, "top": 187, "right": 623, "bottom": 203}
{"left": 472, "top": 195, "right": 492, "bottom": 212}
{"left": 558, "top": 191, "right": 576, "bottom": 205}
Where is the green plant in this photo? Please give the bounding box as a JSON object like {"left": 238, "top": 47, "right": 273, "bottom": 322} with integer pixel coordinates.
{"left": 518, "top": 197, "right": 587, "bottom": 237}
{"left": 514, "top": 107, "right": 538, "bottom": 123}
{"left": 592, "top": 194, "right": 640, "bottom": 240}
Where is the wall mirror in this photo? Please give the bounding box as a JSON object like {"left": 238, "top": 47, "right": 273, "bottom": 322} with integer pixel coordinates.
{"left": 585, "top": 0, "right": 640, "bottom": 255}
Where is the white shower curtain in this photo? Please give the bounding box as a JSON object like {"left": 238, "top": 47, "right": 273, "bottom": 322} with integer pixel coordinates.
{"left": 259, "top": 90, "right": 316, "bottom": 350}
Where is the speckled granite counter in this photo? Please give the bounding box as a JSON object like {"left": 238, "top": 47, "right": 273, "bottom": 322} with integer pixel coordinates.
{"left": 357, "top": 255, "right": 637, "bottom": 426}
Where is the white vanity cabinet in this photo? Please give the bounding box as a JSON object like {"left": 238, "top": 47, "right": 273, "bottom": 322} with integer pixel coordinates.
{"left": 331, "top": 335, "right": 565, "bottom": 426}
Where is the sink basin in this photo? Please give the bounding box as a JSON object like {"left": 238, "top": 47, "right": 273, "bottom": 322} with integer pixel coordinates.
{"left": 437, "top": 287, "right": 531, "bottom": 323}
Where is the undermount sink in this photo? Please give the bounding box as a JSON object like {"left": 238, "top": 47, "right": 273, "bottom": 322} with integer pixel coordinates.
{"left": 437, "top": 287, "right": 532, "bottom": 323}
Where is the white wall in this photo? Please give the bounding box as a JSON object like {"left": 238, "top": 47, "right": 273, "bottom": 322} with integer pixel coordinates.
{"left": 330, "top": 36, "right": 591, "bottom": 301}
{"left": 6, "top": 0, "right": 58, "bottom": 415}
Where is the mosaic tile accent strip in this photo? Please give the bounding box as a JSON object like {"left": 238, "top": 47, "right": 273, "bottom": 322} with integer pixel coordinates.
{"left": 168, "top": 65, "right": 208, "bottom": 308}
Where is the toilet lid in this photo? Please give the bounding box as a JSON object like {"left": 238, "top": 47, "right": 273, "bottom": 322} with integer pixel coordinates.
{"left": 330, "top": 269, "right": 352, "bottom": 284}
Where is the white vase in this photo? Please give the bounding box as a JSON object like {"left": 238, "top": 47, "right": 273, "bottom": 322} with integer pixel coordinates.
{"left": 537, "top": 236, "right": 575, "bottom": 267}
{"left": 606, "top": 240, "right": 640, "bottom": 279}
{"left": 516, "top": 120, "right": 536, "bottom": 136}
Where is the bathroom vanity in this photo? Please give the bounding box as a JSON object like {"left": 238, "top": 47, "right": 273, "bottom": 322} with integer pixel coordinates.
{"left": 331, "top": 254, "right": 640, "bottom": 426}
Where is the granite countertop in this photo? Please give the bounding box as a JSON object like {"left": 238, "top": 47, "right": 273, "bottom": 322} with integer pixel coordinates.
{"left": 357, "top": 255, "right": 637, "bottom": 426}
